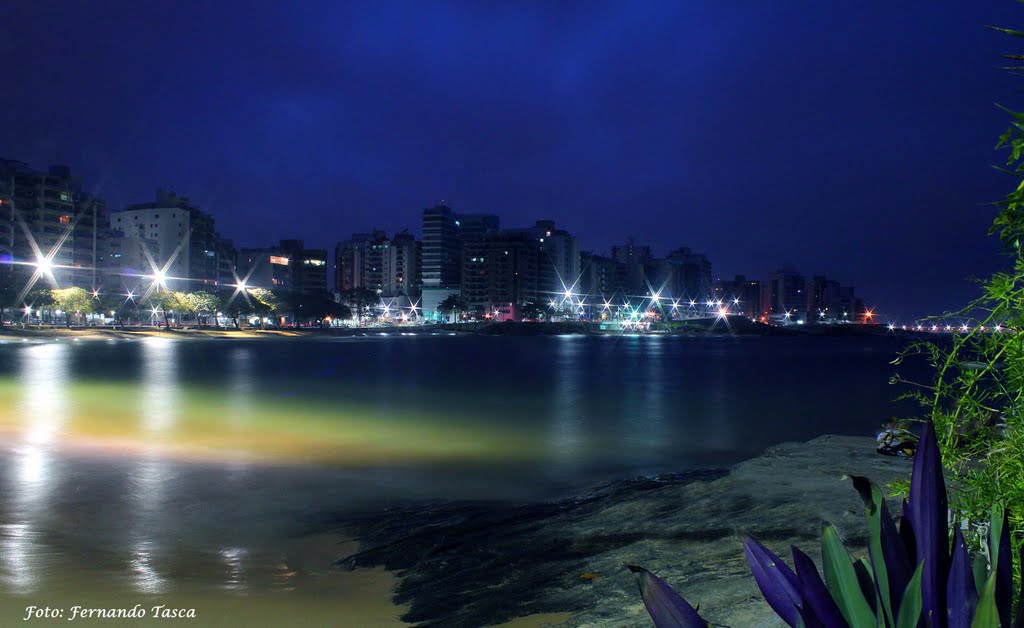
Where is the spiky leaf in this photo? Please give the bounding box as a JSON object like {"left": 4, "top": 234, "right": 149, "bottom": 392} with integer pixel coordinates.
{"left": 742, "top": 535, "right": 803, "bottom": 627}
{"left": 947, "top": 529, "right": 978, "bottom": 628}
{"left": 627, "top": 565, "right": 709, "bottom": 628}
{"left": 989, "top": 507, "right": 1012, "bottom": 627}
{"left": 791, "top": 546, "right": 847, "bottom": 628}
{"left": 897, "top": 562, "right": 924, "bottom": 628}
{"left": 821, "top": 524, "right": 875, "bottom": 627}
{"left": 974, "top": 574, "right": 1000, "bottom": 628}
{"left": 909, "top": 420, "right": 949, "bottom": 627}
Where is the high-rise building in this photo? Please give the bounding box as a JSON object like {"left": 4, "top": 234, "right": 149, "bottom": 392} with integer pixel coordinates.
{"left": 421, "top": 205, "right": 461, "bottom": 288}
{"left": 611, "top": 237, "right": 651, "bottom": 294}
{"left": 334, "top": 230, "right": 420, "bottom": 298}
{"left": 238, "top": 247, "right": 293, "bottom": 289}
{"left": 652, "top": 247, "right": 713, "bottom": 302}
{"left": 111, "top": 190, "right": 236, "bottom": 291}
{"left": 578, "top": 252, "right": 620, "bottom": 301}
{"left": 390, "top": 231, "right": 421, "bottom": 297}
{"left": 456, "top": 213, "right": 500, "bottom": 246}
{"left": 768, "top": 268, "right": 806, "bottom": 318}
{"left": 806, "top": 275, "right": 865, "bottom": 322}
{"left": 462, "top": 230, "right": 540, "bottom": 320}
{"left": 0, "top": 159, "right": 107, "bottom": 291}
{"left": 421, "top": 205, "right": 463, "bottom": 318}
{"left": 531, "top": 220, "right": 580, "bottom": 300}
{"left": 715, "top": 275, "right": 763, "bottom": 317}
{"left": 239, "top": 239, "right": 328, "bottom": 294}
{"left": 281, "top": 239, "right": 328, "bottom": 295}
{"left": 334, "top": 230, "right": 382, "bottom": 293}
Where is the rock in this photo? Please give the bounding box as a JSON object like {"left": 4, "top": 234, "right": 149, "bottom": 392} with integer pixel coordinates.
{"left": 336, "top": 435, "right": 911, "bottom": 627}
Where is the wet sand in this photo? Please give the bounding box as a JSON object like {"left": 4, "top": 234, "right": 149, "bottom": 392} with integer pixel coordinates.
{"left": 0, "top": 535, "right": 409, "bottom": 627}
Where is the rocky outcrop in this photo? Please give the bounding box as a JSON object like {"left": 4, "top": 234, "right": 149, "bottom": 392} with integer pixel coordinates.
{"left": 337, "top": 436, "right": 912, "bottom": 627}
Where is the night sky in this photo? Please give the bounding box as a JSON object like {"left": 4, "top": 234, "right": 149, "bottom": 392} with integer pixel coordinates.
{"left": 4, "top": 1, "right": 1024, "bottom": 319}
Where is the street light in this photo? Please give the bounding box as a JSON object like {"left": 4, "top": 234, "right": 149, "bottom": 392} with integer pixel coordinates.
{"left": 36, "top": 256, "right": 53, "bottom": 276}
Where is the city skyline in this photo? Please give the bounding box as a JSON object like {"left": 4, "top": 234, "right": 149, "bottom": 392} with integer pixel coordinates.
{"left": 4, "top": 2, "right": 1021, "bottom": 319}
{"left": 2, "top": 156, "right": 869, "bottom": 326}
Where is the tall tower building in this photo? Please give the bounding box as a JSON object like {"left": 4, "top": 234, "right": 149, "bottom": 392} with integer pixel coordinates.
{"left": 0, "top": 159, "right": 107, "bottom": 291}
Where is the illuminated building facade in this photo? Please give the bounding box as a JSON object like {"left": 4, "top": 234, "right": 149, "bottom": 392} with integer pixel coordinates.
{"left": 240, "top": 239, "right": 327, "bottom": 294}
{"left": 335, "top": 230, "right": 420, "bottom": 297}
{"left": 0, "top": 159, "right": 107, "bottom": 290}
{"left": 280, "top": 239, "right": 328, "bottom": 295}
{"left": 112, "top": 190, "right": 236, "bottom": 290}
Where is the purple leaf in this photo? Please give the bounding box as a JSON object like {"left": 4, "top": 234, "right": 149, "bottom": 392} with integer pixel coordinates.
{"left": 947, "top": 528, "right": 978, "bottom": 628}
{"left": 742, "top": 534, "right": 803, "bottom": 627}
{"left": 899, "top": 499, "right": 916, "bottom": 565}
{"left": 792, "top": 546, "right": 847, "bottom": 628}
{"left": 878, "top": 498, "right": 913, "bottom": 617}
{"left": 995, "top": 508, "right": 1012, "bottom": 627}
{"left": 1014, "top": 544, "right": 1023, "bottom": 628}
{"left": 627, "top": 565, "right": 708, "bottom": 628}
{"left": 909, "top": 420, "right": 949, "bottom": 628}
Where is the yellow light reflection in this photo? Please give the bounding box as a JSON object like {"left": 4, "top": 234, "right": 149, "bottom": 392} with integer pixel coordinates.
{"left": 1, "top": 343, "right": 69, "bottom": 593}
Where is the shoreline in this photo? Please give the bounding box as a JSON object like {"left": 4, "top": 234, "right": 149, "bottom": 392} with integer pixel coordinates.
{"left": 0, "top": 320, "right": 913, "bottom": 341}
{"left": 335, "top": 434, "right": 912, "bottom": 627}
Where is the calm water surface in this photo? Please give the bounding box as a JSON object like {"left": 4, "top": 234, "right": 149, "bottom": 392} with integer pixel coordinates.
{"left": 0, "top": 334, "right": 919, "bottom": 623}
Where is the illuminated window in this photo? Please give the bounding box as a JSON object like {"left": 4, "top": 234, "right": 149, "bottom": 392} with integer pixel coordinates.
{"left": 59, "top": 215, "right": 71, "bottom": 224}
{"left": 270, "top": 256, "right": 290, "bottom": 266}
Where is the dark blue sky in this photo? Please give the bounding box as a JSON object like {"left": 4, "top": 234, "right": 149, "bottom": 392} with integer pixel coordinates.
{"left": 3, "top": 1, "right": 1023, "bottom": 319}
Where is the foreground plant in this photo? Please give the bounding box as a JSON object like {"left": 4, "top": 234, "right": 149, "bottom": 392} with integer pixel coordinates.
{"left": 628, "top": 421, "right": 1023, "bottom": 627}
{"left": 893, "top": 19, "right": 1024, "bottom": 589}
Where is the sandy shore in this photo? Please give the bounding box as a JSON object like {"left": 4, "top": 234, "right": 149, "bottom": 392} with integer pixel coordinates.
{"left": 338, "top": 435, "right": 912, "bottom": 627}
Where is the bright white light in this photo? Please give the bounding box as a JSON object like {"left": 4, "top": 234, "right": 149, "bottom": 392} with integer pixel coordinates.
{"left": 36, "top": 256, "right": 53, "bottom": 275}
{"left": 705, "top": 300, "right": 714, "bottom": 307}
{"left": 888, "top": 324, "right": 895, "bottom": 331}
{"left": 732, "top": 298, "right": 739, "bottom": 305}
{"left": 151, "top": 268, "right": 167, "bottom": 288}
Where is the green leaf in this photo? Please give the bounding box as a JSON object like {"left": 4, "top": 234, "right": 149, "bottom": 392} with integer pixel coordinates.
{"left": 857, "top": 480, "right": 895, "bottom": 627}
{"left": 821, "top": 524, "right": 876, "bottom": 627}
{"left": 973, "top": 553, "right": 989, "bottom": 594}
{"left": 972, "top": 574, "right": 999, "bottom": 628}
{"left": 896, "top": 563, "right": 924, "bottom": 628}
{"left": 988, "top": 24, "right": 1024, "bottom": 38}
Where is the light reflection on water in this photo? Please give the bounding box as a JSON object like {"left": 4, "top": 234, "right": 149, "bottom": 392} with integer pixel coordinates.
{"left": 1, "top": 343, "right": 68, "bottom": 593}
{"left": 0, "top": 335, "right": 919, "bottom": 604}
{"left": 142, "top": 337, "right": 178, "bottom": 435}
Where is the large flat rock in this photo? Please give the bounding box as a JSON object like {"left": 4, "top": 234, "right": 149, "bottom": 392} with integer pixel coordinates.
{"left": 338, "top": 435, "right": 912, "bottom": 627}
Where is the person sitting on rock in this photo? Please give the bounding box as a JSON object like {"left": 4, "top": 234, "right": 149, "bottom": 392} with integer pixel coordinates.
{"left": 876, "top": 420, "right": 918, "bottom": 457}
